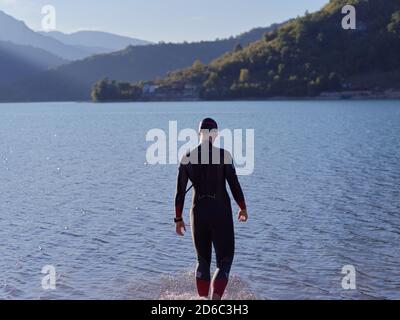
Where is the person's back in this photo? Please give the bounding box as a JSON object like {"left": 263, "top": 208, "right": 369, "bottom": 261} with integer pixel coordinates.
{"left": 177, "top": 142, "right": 245, "bottom": 208}
{"left": 174, "top": 118, "right": 248, "bottom": 300}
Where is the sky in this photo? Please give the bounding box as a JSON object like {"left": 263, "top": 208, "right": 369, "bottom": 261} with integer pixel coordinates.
{"left": 0, "top": 0, "right": 328, "bottom": 42}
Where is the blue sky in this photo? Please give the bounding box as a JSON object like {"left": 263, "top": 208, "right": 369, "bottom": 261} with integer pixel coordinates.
{"left": 0, "top": 0, "right": 328, "bottom": 42}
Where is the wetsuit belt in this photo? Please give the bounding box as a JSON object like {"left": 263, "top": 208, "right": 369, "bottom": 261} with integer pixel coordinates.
{"left": 198, "top": 194, "right": 217, "bottom": 200}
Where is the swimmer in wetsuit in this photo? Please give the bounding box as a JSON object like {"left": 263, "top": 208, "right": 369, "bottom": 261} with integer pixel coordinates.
{"left": 174, "top": 118, "right": 248, "bottom": 300}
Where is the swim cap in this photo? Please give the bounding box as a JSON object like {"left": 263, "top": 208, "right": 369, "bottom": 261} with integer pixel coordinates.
{"left": 199, "top": 118, "right": 218, "bottom": 132}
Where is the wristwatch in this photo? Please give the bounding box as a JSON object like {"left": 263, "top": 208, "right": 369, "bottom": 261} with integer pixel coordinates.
{"left": 174, "top": 217, "right": 183, "bottom": 223}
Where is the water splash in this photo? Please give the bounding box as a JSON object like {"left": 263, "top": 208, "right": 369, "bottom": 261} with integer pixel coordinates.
{"left": 158, "top": 270, "right": 257, "bottom": 300}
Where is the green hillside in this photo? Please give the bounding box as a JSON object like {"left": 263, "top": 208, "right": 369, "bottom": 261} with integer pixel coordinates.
{"left": 95, "top": 0, "right": 400, "bottom": 101}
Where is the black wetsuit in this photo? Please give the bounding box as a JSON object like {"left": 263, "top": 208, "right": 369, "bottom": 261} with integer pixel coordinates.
{"left": 175, "top": 142, "right": 246, "bottom": 298}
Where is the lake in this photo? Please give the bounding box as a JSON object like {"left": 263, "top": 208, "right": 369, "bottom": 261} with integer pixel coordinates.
{"left": 0, "top": 100, "right": 399, "bottom": 299}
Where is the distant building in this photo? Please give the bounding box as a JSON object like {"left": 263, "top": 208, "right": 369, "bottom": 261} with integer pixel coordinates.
{"left": 143, "top": 84, "right": 159, "bottom": 94}
{"left": 141, "top": 81, "right": 200, "bottom": 101}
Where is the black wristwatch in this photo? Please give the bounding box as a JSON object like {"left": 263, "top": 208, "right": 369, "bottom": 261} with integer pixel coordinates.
{"left": 174, "top": 217, "right": 183, "bottom": 223}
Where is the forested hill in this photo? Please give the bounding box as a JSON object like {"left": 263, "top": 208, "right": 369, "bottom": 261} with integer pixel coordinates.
{"left": 0, "top": 23, "right": 282, "bottom": 102}
{"left": 101, "top": 0, "right": 400, "bottom": 101}
{"left": 0, "top": 41, "right": 67, "bottom": 84}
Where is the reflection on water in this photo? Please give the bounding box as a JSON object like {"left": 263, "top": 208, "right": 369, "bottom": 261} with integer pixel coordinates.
{"left": 0, "top": 100, "right": 399, "bottom": 299}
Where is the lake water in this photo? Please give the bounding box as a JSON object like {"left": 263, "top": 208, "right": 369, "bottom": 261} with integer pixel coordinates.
{"left": 0, "top": 100, "right": 399, "bottom": 300}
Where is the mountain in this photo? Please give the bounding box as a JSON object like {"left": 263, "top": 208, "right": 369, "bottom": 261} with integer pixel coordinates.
{"left": 0, "top": 43, "right": 51, "bottom": 84}
{"left": 0, "top": 10, "right": 101, "bottom": 60}
{"left": 0, "top": 23, "right": 283, "bottom": 102}
{"left": 101, "top": 0, "right": 400, "bottom": 101}
{"left": 0, "top": 40, "right": 67, "bottom": 83}
{"left": 40, "top": 30, "right": 151, "bottom": 54}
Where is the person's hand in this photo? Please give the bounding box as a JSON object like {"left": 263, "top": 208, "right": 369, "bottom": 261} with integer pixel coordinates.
{"left": 176, "top": 220, "right": 186, "bottom": 236}
{"left": 237, "top": 209, "right": 248, "bottom": 222}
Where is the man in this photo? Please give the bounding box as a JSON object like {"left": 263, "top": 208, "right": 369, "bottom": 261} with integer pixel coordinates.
{"left": 174, "top": 118, "right": 248, "bottom": 300}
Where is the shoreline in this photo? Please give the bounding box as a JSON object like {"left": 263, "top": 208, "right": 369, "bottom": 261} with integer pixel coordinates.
{"left": 1, "top": 97, "right": 400, "bottom": 104}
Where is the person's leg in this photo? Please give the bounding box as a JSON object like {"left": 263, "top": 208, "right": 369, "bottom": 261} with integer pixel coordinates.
{"left": 211, "top": 211, "right": 235, "bottom": 300}
{"left": 191, "top": 211, "right": 212, "bottom": 298}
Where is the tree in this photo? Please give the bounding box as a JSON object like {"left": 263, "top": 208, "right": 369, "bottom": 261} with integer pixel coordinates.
{"left": 234, "top": 43, "right": 243, "bottom": 52}
{"left": 192, "top": 60, "right": 204, "bottom": 72}
{"left": 388, "top": 11, "right": 400, "bottom": 35}
{"left": 203, "top": 72, "right": 219, "bottom": 88}
{"left": 239, "top": 69, "right": 249, "bottom": 82}
{"left": 328, "top": 72, "right": 341, "bottom": 90}
{"left": 264, "top": 31, "right": 276, "bottom": 42}
{"left": 278, "top": 64, "right": 285, "bottom": 75}
{"left": 91, "top": 78, "right": 119, "bottom": 102}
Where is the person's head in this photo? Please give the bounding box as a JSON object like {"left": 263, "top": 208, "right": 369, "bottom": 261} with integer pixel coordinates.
{"left": 199, "top": 118, "right": 218, "bottom": 144}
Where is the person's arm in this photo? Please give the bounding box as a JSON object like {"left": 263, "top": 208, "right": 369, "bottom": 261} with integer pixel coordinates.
{"left": 225, "top": 153, "right": 248, "bottom": 222}
{"left": 174, "top": 161, "right": 189, "bottom": 235}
